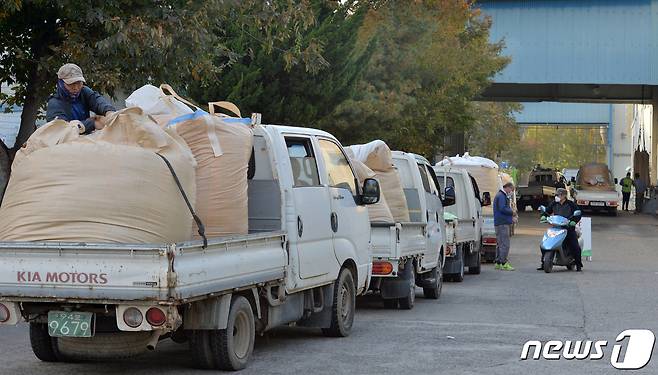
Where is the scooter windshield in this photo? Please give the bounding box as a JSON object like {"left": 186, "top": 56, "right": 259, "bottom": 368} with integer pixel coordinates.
{"left": 547, "top": 215, "right": 569, "bottom": 226}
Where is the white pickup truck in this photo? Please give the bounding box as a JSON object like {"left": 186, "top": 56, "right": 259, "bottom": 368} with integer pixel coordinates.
{"left": 366, "top": 151, "right": 453, "bottom": 309}
{"left": 0, "top": 123, "right": 381, "bottom": 371}
{"left": 434, "top": 167, "right": 486, "bottom": 281}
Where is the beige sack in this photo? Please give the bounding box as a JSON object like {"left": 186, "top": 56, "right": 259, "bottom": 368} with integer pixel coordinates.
{"left": 458, "top": 165, "right": 499, "bottom": 216}
{"left": 577, "top": 163, "right": 615, "bottom": 191}
{"left": 167, "top": 108, "right": 254, "bottom": 238}
{"left": 347, "top": 141, "right": 409, "bottom": 222}
{"left": 375, "top": 168, "right": 410, "bottom": 222}
{"left": 350, "top": 159, "right": 394, "bottom": 223}
{"left": 0, "top": 108, "right": 197, "bottom": 243}
{"left": 346, "top": 140, "right": 394, "bottom": 172}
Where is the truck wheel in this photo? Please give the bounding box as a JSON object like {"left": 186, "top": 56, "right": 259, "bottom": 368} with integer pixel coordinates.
{"left": 209, "top": 296, "right": 255, "bottom": 371}
{"left": 189, "top": 330, "right": 215, "bottom": 369}
{"left": 398, "top": 278, "right": 416, "bottom": 310}
{"left": 468, "top": 250, "right": 481, "bottom": 275}
{"left": 453, "top": 251, "right": 465, "bottom": 282}
{"left": 422, "top": 266, "right": 442, "bottom": 300}
{"left": 29, "top": 322, "right": 60, "bottom": 362}
{"left": 543, "top": 251, "right": 554, "bottom": 273}
{"left": 322, "top": 267, "right": 355, "bottom": 337}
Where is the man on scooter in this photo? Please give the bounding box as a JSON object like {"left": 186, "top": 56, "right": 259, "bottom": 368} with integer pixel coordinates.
{"left": 538, "top": 188, "right": 584, "bottom": 271}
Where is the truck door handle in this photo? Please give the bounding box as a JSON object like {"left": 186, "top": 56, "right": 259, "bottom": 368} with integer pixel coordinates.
{"left": 333, "top": 195, "right": 344, "bottom": 200}
{"left": 330, "top": 212, "right": 338, "bottom": 233}
{"left": 297, "top": 216, "right": 303, "bottom": 237}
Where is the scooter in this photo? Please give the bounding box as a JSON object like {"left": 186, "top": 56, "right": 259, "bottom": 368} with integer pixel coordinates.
{"left": 538, "top": 206, "right": 584, "bottom": 273}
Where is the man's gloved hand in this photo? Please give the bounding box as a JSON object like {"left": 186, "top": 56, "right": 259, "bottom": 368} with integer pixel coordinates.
{"left": 70, "top": 120, "right": 85, "bottom": 134}
{"left": 569, "top": 221, "right": 577, "bottom": 227}
{"left": 540, "top": 216, "right": 548, "bottom": 223}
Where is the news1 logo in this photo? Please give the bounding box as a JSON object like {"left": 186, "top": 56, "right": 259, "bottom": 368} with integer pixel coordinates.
{"left": 521, "top": 330, "right": 656, "bottom": 370}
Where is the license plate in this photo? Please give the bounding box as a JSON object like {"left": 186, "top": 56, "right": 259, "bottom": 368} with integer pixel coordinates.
{"left": 590, "top": 201, "right": 605, "bottom": 206}
{"left": 48, "top": 311, "right": 94, "bottom": 338}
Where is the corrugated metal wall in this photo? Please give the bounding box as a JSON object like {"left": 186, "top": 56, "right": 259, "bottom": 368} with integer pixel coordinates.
{"left": 515, "top": 102, "right": 611, "bottom": 124}
{"left": 478, "top": 0, "right": 658, "bottom": 85}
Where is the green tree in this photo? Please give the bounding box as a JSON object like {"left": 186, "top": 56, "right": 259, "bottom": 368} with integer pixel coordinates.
{"left": 0, "top": 0, "right": 319, "bottom": 155}
{"left": 328, "top": 0, "right": 509, "bottom": 157}
{"left": 189, "top": 0, "right": 368, "bottom": 127}
{"left": 467, "top": 101, "right": 522, "bottom": 160}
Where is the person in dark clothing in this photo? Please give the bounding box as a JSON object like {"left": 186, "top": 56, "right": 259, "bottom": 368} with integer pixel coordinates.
{"left": 620, "top": 172, "right": 633, "bottom": 211}
{"left": 46, "top": 63, "right": 116, "bottom": 134}
{"left": 538, "top": 188, "right": 583, "bottom": 271}
{"left": 493, "top": 182, "right": 516, "bottom": 271}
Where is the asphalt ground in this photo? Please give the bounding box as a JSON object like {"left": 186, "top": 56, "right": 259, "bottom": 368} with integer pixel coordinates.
{"left": 1, "top": 210, "right": 657, "bottom": 374}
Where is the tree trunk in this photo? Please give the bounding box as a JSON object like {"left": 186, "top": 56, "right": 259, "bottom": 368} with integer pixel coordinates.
{"left": 12, "top": 67, "right": 49, "bottom": 157}
{"left": 0, "top": 141, "right": 9, "bottom": 204}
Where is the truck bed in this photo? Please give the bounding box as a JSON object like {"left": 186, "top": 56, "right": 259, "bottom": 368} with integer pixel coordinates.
{"left": 445, "top": 218, "right": 476, "bottom": 245}
{"left": 518, "top": 185, "right": 555, "bottom": 197}
{"left": 370, "top": 222, "right": 426, "bottom": 260}
{"left": 0, "top": 231, "right": 287, "bottom": 304}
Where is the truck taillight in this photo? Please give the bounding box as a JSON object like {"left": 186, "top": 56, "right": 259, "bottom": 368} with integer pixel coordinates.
{"left": 482, "top": 237, "right": 496, "bottom": 245}
{"left": 146, "top": 307, "right": 166, "bottom": 327}
{"left": 608, "top": 201, "right": 618, "bottom": 206}
{"left": 372, "top": 261, "right": 393, "bottom": 275}
{"left": 445, "top": 245, "right": 455, "bottom": 256}
{"left": 577, "top": 200, "right": 587, "bottom": 205}
{"left": 0, "top": 303, "right": 9, "bottom": 323}
{"left": 123, "top": 307, "right": 143, "bottom": 328}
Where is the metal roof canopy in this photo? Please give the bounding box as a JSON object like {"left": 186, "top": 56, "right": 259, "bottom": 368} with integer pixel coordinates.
{"left": 476, "top": 0, "right": 658, "bottom": 103}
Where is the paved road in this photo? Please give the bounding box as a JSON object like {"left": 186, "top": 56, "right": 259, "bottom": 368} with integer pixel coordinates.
{"left": 1, "top": 211, "right": 657, "bottom": 374}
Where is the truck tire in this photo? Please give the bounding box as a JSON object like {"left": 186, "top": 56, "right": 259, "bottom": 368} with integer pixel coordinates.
{"left": 29, "top": 323, "right": 60, "bottom": 362}
{"left": 543, "top": 251, "right": 554, "bottom": 273}
{"left": 422, "top": 266, "right": 442, "bottom": 300}
{"left": 398, "top": 278, "right": 416, "bottom": 310}
{"left": 322, "top": 267, "right": 355, "bottom": 337}
{"left": 468, "top": 250, "right": 481, "bottom": 275}
{"left": 209, "top": 296, "right": 256, "bottom": 371}
{"left": 189, "top": 330, "right": 215, "bottom": 369}
{"left": 453, "top": 250, "right": 465, "bottom": 282}
{"left": 57, "top": 332, "right": 151, "bottom": 361}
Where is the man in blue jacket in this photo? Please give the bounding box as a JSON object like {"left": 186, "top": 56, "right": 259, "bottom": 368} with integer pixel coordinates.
{"left": 494, "top": 182, "right": 516, "bottom": 271}
{"left": 46, "top": 63, "right": 116, "bottom": 134}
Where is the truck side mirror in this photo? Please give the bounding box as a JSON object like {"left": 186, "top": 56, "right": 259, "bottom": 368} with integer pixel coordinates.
{"left": 481, "top": 192, "right": 492, "bottom": 206}
{"left": 361, "top": 178, "right": 380, "bottom": 205}
{"left": 442, "top": 186, "right": 456, "bottom": 207}
{"left": 614, "top": 178, "right": 618, "bottom": 184}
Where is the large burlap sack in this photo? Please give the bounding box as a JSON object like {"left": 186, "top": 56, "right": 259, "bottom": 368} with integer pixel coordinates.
{"left": 346, "top": 141, "right": 409, "bottom": 222}
{"left": 350, "top": 159, "right": 394, "bottom": 223}
{"left": 376, "top": 168, "right": 410, "bottom": 222}
{"left": 0, "top": 108, "right": 197, "bottom": 243}
{"left": 577, "top": 163, "right": 615, "bottom": 191}
{"left": 167, "top": 107, "right": 254, "bottom": 238}
{"left": 125, "top": 84, "right": 194, "bottom": 116}
{"left": 346, "top": 140, "right": 394, "bottom": 172}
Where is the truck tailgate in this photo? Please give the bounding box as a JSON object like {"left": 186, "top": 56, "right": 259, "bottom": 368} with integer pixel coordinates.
{"left": 0, "top": 232, "right": 287, "bottom": 303}
{"left": 447, "top": 219, "right": 475, "bottom": 244}
{"left": 370, "top": 222, "right": 426, "bottom": 260}
{"left": 0, "top": 242, "right": 170, "bottom": 302}
{"left": 171, "top": 232, "right": 287, "bottom": 300}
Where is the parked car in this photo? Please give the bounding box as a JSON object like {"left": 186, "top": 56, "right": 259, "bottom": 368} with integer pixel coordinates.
{"left": 366, "top": 151, "right": 452, "bottom": 309}
{"left": 434, "top": 166, "right": 488, "bottom": 281}
{"left": 0, "top": 122, "right": 381, "bottom": 371}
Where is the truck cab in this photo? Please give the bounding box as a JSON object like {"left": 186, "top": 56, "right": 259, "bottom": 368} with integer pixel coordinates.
{"left": 434, "top": 167, "right": 484, "bottom": 281}
{"left": 0, "top": 122, "right": 380, "bottom": 371}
